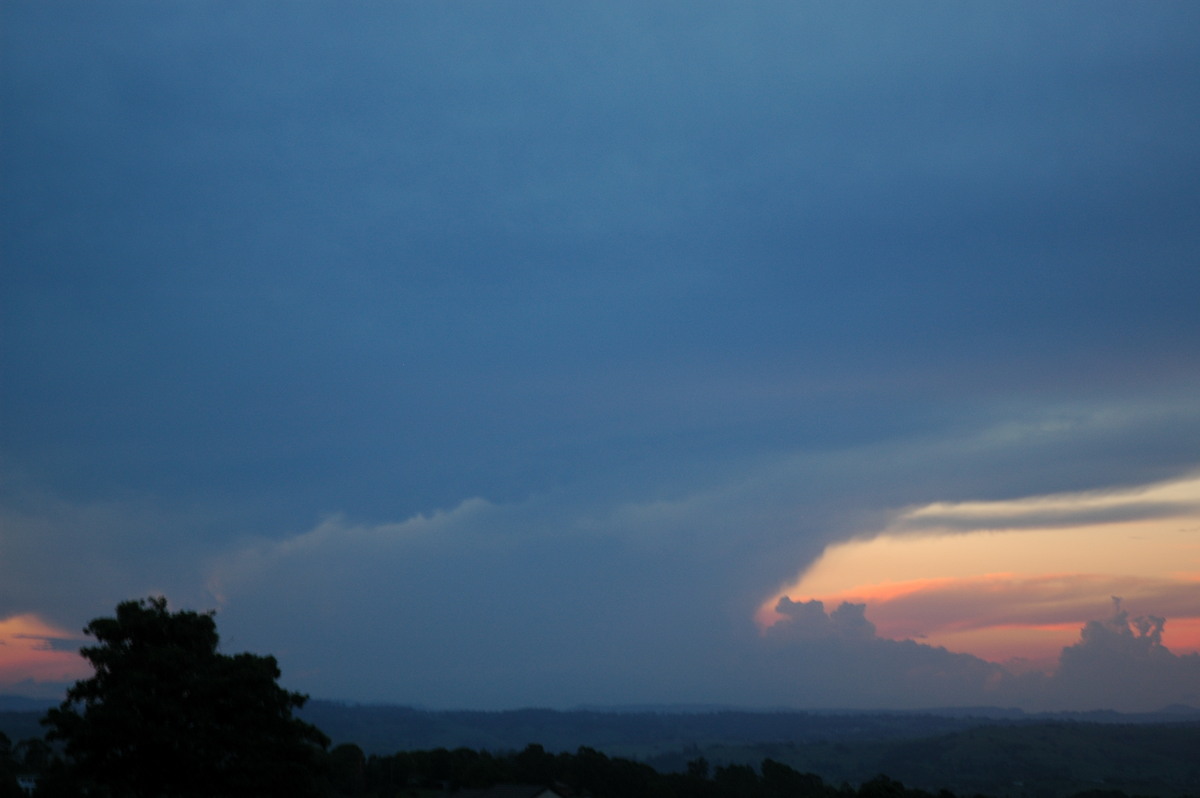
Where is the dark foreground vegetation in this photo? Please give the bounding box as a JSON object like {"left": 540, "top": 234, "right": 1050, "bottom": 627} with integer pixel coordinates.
{"left": 7, "top": 730, "right": 1200, "bottom": 798}
{"left": 1, "top": 598, "right": 1197, "bottom": 798}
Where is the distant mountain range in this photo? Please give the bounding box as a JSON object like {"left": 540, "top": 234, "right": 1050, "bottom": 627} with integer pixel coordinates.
{"left": 4, "top": 694, "right": 1197, "bottom": 741}
{"left": 0, "top": 695, "right": 57, "bottom": 712}
{"left": 5, "top": 695, "right": 1198, "bottom": 752}
{"left": 293, "top": 701, "right": 1199, "bottom": 755}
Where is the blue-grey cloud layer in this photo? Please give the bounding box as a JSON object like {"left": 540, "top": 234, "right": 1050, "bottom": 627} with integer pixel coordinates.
{"left": 3, "top": 2, "right": 1199, "bottom": 709}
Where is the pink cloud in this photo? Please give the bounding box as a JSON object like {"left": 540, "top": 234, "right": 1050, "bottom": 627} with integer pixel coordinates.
{"left": 757, "top": 595, "right": 1200, "bottom": 711}
{"left": 0, "top": 614, "right": 89, "bottom": 688}
{"left": 764, "top": 572, "right": 1200, "bottom": 664}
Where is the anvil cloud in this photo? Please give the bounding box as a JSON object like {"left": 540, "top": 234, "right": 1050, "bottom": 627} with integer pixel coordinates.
{"left": 2, "top": 2, "right": 1199, "bottom": 711}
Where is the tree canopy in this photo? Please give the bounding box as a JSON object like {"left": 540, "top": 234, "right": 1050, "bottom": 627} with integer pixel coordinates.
{"left": 42, "top": 596, "right": 329, "bottom": 797}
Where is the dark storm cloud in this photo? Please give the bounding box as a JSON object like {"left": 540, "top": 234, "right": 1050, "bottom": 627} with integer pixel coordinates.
{"left": 1038, "top": 599, "right": 1200, "bottom": 711}
{"left": 3, "top": 2, "right": 1200, "bottom": 708}
{"left": 754, "top": 596, "right": 1011, "bottom": 710}
{"left": 6, "top": 3, "right": 1199, "bottom": 514}
{"left": 752, "top": 596, "right": 1200, "bottom": 712}
{"left": 767, "top": 599, "right": 878, "bottom": 642}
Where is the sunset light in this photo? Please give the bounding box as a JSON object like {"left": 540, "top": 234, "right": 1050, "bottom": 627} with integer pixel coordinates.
{"left": 0, "top": 613, "right": 88, "bottom": 688}
{"left": 760, "top": 475, "right": 1200, "bottom": 666}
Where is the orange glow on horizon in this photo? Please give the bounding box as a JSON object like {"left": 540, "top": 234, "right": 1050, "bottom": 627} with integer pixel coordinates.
{"left": 760, "top": 474, "right": 1200, "bottom": 666}
{"left": 0, "top": 614, "right": 89, "bottom": 687}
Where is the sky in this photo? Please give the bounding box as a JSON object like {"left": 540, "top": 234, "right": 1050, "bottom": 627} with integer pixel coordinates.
{"left": 2, "top": 2, "right": 1200, "bottom": 713}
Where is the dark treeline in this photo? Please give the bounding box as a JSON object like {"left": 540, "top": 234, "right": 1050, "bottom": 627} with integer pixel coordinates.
{"left": 0, "top": 734, "right": 910, "bottom": 797}
{"left": 6, "top": 731, "right": 1197, "bottom": 798}
{"left": 9, "top": 724, "right": 1200, "bottom": 798}
{"left": 314, "top": 740, "right": 1186, "bottom": 798}
{"left": 294, "top": 704, "right": 1200, "bottom": 798}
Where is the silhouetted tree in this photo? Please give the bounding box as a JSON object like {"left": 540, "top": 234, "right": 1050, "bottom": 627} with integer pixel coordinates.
{"left": 761, "top": 758, "right": 828, "bottom": 798}
{"left": 0, "top": 733, "right": 21, "bottom": 798}
{"left": 42, "top": 596, "right": 329, "bottom": 797}
{"left": 714, "top": 763, "right": 760, "bottom": 798}
{"left": 687, "top": 756, "right": 711, "bottom": 779}
{"left": 857, "top": 774, "right": 910, "bottom": 798}
{"left": 327, "top": 743, "right": 366, "bottom": 796}
{"left": 13, "top": 737, "right": 51, "bottom": 775}
{"left": 513, "top": 743, "right": 556, "bottom": 786}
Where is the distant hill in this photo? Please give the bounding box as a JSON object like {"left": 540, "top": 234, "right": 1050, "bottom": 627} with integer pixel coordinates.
{"left": 297, "top": 703, "right": 1001, "bottom": 754}
{"left": 0, "top": 695, "right": 56, "bottom": 712}
{"left": 6, "top": 695, "right": 1196, "bottom": 752}
{"left": 295, "top": 701, "right": 1200, "bottom": 754}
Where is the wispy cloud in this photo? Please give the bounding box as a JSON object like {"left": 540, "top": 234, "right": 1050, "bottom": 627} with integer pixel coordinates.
{"left": 895, "top": 474, "right": 1200, "bottom": 533}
